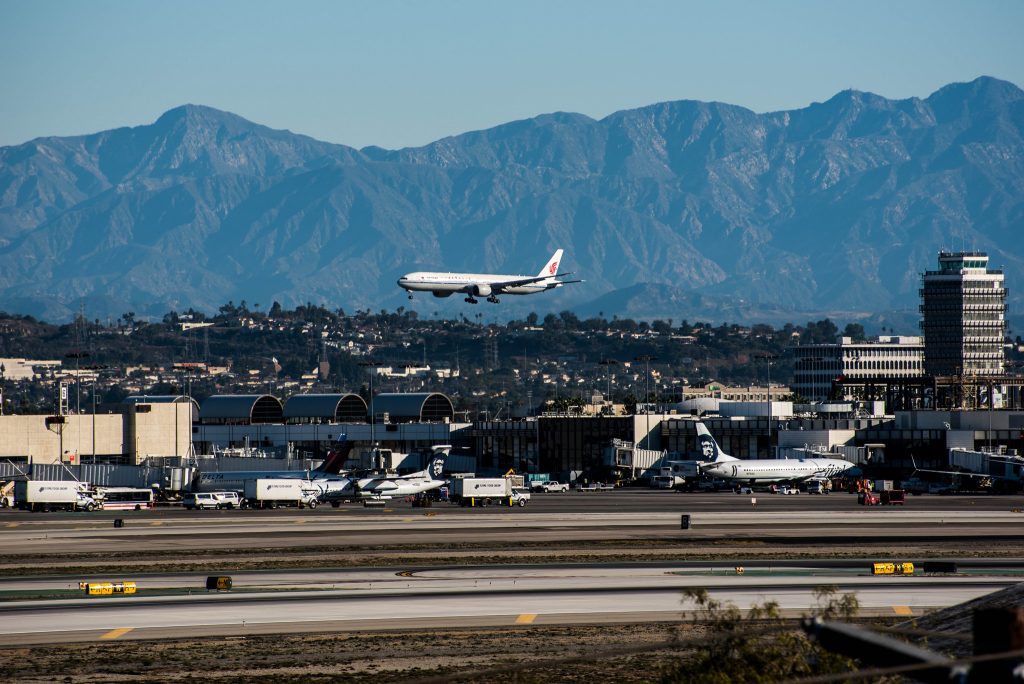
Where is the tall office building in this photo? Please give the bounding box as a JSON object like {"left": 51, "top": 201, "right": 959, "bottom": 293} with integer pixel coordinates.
{"left": 920, "top": 251, "right": 1006, "bottom": 377}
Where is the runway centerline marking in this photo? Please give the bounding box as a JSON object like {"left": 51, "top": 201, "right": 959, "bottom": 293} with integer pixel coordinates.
{"left": 515, "top": 614, "right": 537, "bottom": 624}
{"left": 101, "top": 627, "right": 133, "bottom": 640}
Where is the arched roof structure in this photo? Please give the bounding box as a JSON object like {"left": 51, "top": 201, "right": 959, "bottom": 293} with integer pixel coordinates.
{"left": 199, "top": 394, "right": 283, "bottom": 424}
{"left": 370, "top": 392, "right": 454, "bottom": 423}
{"left": 282, "top": 393, "right": 368, "bottom": 423}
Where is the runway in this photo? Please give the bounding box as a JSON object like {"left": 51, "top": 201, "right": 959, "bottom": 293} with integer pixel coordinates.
{"left": 0, "top": 564, "right": 1013, "bottom": 645}
{"left": 1, "top": 491, "right": 1021, "bottom": 645}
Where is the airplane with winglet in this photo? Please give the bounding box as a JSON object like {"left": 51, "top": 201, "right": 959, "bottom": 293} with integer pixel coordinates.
{"left": 397, "top": 249, "right": 582, "bottom": 304}
{"left": 695, "top": 422, "right": 855, "bottom": 486}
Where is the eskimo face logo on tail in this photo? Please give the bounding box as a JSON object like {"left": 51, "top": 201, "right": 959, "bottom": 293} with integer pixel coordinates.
{"left": 699, "top": 436, "right": 717, "bottom": 460}
{"left": 430, "top": 457, "right": 445, "bottom": 480}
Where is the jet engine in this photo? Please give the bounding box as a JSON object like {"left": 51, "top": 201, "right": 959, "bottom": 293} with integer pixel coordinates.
{"left": 432, "top": 291, "right": 453, "bottom": 298}
{"left": 471, "top": 284, "right": 492, "bottom": 297}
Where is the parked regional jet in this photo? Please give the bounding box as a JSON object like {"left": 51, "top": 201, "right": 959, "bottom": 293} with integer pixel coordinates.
{"left": 397, "top": 249, "right": 581, "bottom": 304}
{"left": 695, "top": 423, "right": 854, "bottom": 485}
{"left": 193, "top": 439, "right": 353, "bottom": 492}
{"left": 314, "top": 445, "right": 450, "bottom": 503}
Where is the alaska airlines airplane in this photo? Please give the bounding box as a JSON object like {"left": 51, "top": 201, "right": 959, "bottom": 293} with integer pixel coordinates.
{"left": 695, "top": 422, "right": 854, "bottom": 485}
{"left": 314, "top": 446, "right": 450, "bottom": 503}
{"left": 397, "top": 249, "right": 581, "bottom": 303}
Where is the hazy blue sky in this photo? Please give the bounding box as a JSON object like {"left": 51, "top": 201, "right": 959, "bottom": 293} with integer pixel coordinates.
{"left": 1, "top": 0, "right": 1022, "bottom": 149}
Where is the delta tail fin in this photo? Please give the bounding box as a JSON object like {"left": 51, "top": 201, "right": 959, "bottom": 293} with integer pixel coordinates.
{"left": 314, "top": 436, "right": 354, "bottom": 475}
{"left": 538, "top": 249, "right": 564, "bottom": 278}
{"left": 695, "top": 422, "right": 738, "bottom": 463}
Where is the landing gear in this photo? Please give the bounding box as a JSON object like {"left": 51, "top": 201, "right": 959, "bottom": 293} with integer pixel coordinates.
{"left": 408, "top": 294, "right": 414, "bottom": 300}
{"left": 486, "top": 295, "right": 500, "bottom": 303}
{"left": 464, "top": 296, "right": 478, "bottom": 304}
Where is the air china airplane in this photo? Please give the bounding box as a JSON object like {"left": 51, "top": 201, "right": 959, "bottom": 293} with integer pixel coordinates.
{"left": 695, "top": 422, "right": 854, "bottom": 485}
{"left": 397, "top": 249, "right": 581, "bottom": 304}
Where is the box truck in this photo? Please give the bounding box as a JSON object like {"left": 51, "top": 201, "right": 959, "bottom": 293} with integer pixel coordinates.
{"left": 449, "top": 476, "right": 530, "bottom": 507}
{"left": 242, "top": 479, "right": 319, "bottom": 509}
{"left": 15, "top": 480, "right": 98, "bottom": 512}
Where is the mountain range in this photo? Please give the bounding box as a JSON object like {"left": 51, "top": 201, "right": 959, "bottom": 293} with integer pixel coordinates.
{"left": 1, "top": 76, "right": 1022, "bottom": 331}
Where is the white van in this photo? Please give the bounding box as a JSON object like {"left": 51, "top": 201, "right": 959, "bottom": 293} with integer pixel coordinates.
{"left": 183, "top": 492, "right": 219, "bottom": 510}
{"left": 211, "top": 491, "right": 241, "bottom": 509}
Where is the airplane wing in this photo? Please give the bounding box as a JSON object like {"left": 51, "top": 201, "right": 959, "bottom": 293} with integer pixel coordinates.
{"left": 489, "top": 271, "right": 580, "bottom": 291}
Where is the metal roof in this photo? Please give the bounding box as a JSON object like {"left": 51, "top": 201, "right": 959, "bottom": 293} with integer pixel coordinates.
{"left": 283, "top": 393, "right": 367, "bottom": 421}
{"left": 199, "top": 394, "right": 283, "bottom": 423}
{"left": 370, "top": 392, "right": 454, "bottom": 422}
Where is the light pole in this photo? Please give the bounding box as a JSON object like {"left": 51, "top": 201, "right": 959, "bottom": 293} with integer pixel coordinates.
{"left": 65, "top": 351, "right": 89, "bottom": 463}
{"left": 599, "top": 359, "right": 618, "bottom": 413}
{"left": 757, "top": 353, "right": 778, "bottom": 457}
{"left": 634, "top": 355, "right": 656, "bottom": 449}
{"left": 358, "top": 359, "right": 377, "bottom": 452}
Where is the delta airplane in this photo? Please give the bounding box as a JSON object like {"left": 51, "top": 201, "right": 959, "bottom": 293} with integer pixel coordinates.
{"left": 314, "top": 445, "right": 450, "bottom": 503}
{"left": 194, "top": 440, "right": 353, "bottom": 492}
{"left": 695, "top": 422, "right": 854, "bottom": 485}
{"left": 397, "top": 249, "right": 581, "bottom": 304}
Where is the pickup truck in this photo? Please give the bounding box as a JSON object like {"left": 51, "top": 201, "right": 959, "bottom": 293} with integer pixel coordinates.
{"left": 532, "top": 480, "right": 569, "bottom": 493}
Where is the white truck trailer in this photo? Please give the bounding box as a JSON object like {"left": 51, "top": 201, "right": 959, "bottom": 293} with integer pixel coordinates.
{"left": 15, "top": 480, "right": 98, "bottom": 512}
{"left": 449, "top": 476, "right": 530, "bottom": 507}
{"left": 242, "top": 478, "right": 319, "bottom": 509}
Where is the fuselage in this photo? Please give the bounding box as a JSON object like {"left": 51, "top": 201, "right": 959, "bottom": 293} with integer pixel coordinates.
{"left": 701, "top": 457, "right": 853, "bottom": 484}
{"left": 397, "top": 271, "right": 560, "bottom": 296}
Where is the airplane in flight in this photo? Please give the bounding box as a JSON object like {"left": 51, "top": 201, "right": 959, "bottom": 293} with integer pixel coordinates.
{"left": 193, "top": 439, "right": 354, "bottom": 492}
{"left": 397, "top": 249, "right": 581, "bottom": 304}
{"left": 314, "top": 445, "right": 451, "bottom": 504}
{"left": 695, "top": 422, "right": 854, "bottom": 486}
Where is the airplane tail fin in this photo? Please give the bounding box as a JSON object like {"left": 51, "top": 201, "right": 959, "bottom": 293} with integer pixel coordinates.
{"left": 315, "top": 436, "right": 353, "bottom": 475}
{"left": 696, "top": 422, "right": 737, "bottom": 463}
{"left": 538, "top": 249, "right": 564, "bottom": 278}
{"left": 426, "top": 445, "right": 450, "bottom": 481}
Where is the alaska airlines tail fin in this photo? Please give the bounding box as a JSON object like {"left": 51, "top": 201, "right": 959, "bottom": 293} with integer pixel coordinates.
{"left": 538, "top": 249, "right": 564, "bottom": 278}
{"left": 695, "top": 423, "right": 738, "bottom": 463}
{"left": 315, "top": 437, "right": 354, "bottom": 475}
{"left": 426, "top": 445, "right": 450, "bottom": 481}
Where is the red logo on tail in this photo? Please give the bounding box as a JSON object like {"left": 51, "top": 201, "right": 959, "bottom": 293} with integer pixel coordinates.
{"left": 549, "top": 261, "right": 558, "bottom": 275}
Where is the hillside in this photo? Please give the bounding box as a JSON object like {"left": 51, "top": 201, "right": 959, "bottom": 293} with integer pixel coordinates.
{"left": 1, "top": 77, "right": 1022, "bottom": 325}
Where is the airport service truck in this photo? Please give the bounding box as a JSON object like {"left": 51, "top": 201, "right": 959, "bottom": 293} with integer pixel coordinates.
{"left": 449, "top": 476, "right": 530, "bottom": 507}
{"left": 15, "top": 480, "right": 98, "bottom": 512}
{"left": 242, "top": 479, "right": 319, "bottom": 509}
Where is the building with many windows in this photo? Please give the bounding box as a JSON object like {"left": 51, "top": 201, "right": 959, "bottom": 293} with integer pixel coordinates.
{"left": 920, "top": 251, "right": 1006, "bottom": 377}
{"left": 792, "top": 336, "right": 925, "bottom": 402}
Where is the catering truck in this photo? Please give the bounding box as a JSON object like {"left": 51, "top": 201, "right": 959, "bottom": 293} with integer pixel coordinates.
{"left": 242, "top": 478, "right": 319, "bottom": 509}
{"left": 15, "top": 480, "right": 98, "bottom": 512}
{"left": 449, "top": 475, "right": 530, "bottom": 507}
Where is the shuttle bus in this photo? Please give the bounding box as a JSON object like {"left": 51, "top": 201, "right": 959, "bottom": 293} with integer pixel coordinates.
{"left": 98, "top": 487, "right": 155, "bottom": 511}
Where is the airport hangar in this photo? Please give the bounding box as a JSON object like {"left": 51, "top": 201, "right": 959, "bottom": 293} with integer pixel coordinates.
{"left": 0, "top": 391, "right": 1022, "bottom": 486}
